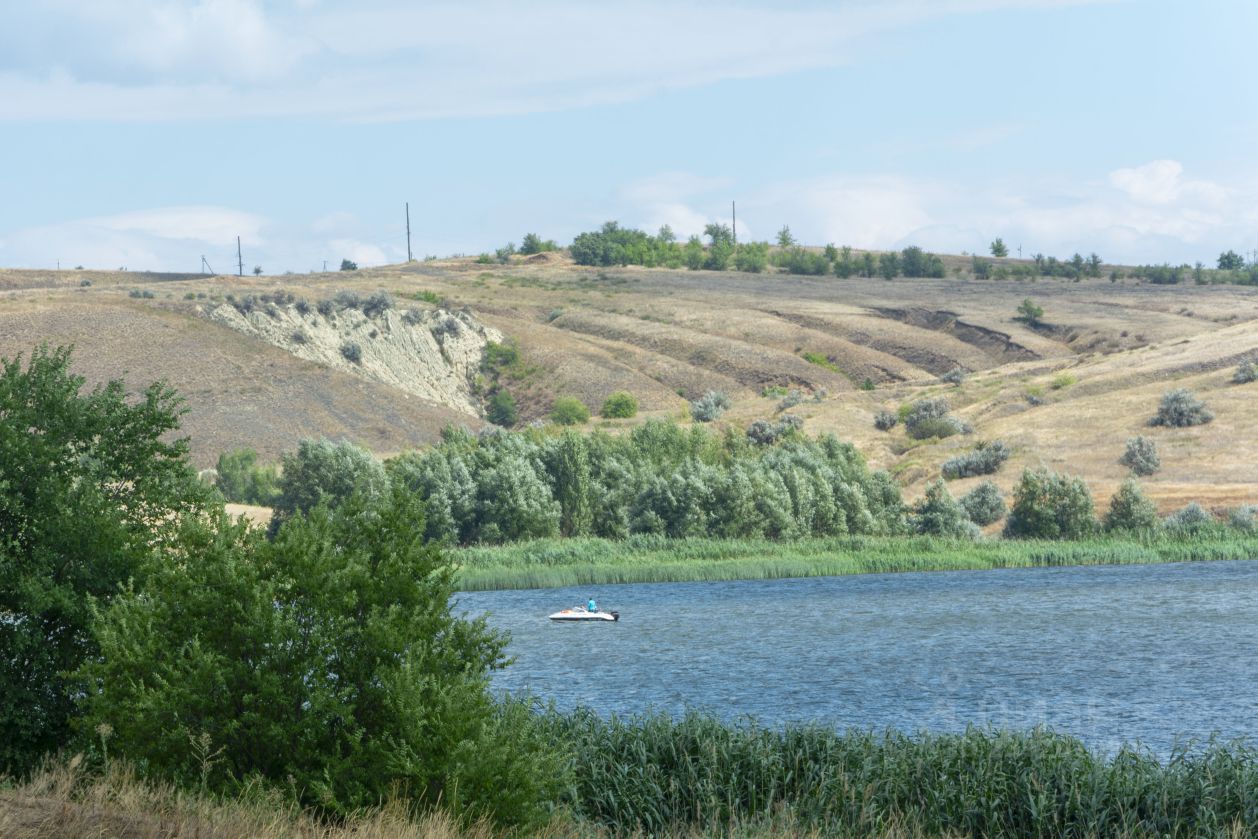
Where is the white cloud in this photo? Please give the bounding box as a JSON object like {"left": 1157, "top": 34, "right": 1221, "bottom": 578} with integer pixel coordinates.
{"left": 624, "top": 161, "right": 1257, "bottom": 264}
{"left": 0, "top": 0, "right": 1113, "bottom": 121}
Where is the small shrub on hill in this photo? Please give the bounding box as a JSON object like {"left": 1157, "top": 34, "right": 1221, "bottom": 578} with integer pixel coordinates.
{"left": 1233, "top": 359, "right": 1258, "bottom": 384}
{"left": 874, "top": 410, "right": 898, "bottom": 431}
{"left": 904, "top": 398, "right": 968, "bottom": 440}
{"left": 362, "top": 291, "right": 393, "bottom": 318}
{"left": 339, "top": 342, "right": 362, "bottom": 364}
{"left": 1003, "top": 468, "right": 1096, "bottom": 539}
{"left": 1050, "top": 372, "right": 1077, "bottom": 390}
{"left": 1150, "top": 388, "right": 1213, "bottom": 427}
{"left": 1165, "top": 502, "right": 1213, "bottom": 531}
{"left": 601, "top": 391, "right": 638, "bottom": 419}
{"left": 519, "top": 233, "right": 557, "bottom": 254}
{"left": 550, "top": 396, "right": 590, "bottom": 426}
{"left": 316, "top": 299, "right": 335, "bottom": 317}
{"left": 690, "top": 390, "right": 731, "bottom": 423}
{"left": 1104, "top": 479, "right": 1159, "bottom": 533}
{"left": 960, "top": 480, "right": 1006, "bottom": 526}
{"left": 339, "top": 258, "right": 357, "bottom": 271}
{"left": 290, "top": 330, "right": 308, "bottom": 344}
{"left": 746, "top": 414, "right": 803, "bottom": 446}
{"left": 1119, "top": 435, "right": 1160, "bottom": 476}
{"left": 941, "top": 440, "right": 1010, "bottom": 480}
{"left": 940, "top": 366, "right": 967, "bottom": 386}
{"left": 487, "top": 389, "right": 518, "bottom": 427}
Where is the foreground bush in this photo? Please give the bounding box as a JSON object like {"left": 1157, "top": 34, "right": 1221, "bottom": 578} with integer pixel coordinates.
{"left": 0, "top": 346, "right": 212, "bottom": 776}
{"left": 78, "top": 490, "right": 567, "bottom": 827}
{"left": 1004, "top": 468, "right": 1096, "bottom": 539}
{"left": 1151, "top": 388, "right": 1213, "bottom": 427}
{"left": 940, "top": 440, "right": 1009, "bottom": 479}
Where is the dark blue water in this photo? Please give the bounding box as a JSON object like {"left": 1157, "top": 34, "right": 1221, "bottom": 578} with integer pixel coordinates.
{"left": 456, "top": 560, "right": 1258, "bottom": 753}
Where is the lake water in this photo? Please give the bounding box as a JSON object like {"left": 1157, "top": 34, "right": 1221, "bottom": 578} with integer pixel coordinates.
{"left": 456, "top": 560, "right": 1258, "bottom": 754}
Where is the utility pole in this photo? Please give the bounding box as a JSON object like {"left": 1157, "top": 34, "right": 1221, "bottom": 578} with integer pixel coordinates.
{"left": 731, "top": 201, "right": 737, "bottom": 245}
{"left": 405, "top": 202, "right": 414, "bottom": 262}
{"left": 323, "top": 259, "right": 328, "bottom": 273}
{"left": 1018, "top": 244, "right": 1023, "bottom": 259}
{"left": 201, "top": 255, "right": 215, "bottom": 275}
{"left": 236, "top": 236, "right": 243, "bottom": 277}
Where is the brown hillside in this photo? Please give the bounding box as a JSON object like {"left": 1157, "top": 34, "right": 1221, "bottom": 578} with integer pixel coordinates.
{"left": 1, "top": 261, "right": 1255, "bottom": 513}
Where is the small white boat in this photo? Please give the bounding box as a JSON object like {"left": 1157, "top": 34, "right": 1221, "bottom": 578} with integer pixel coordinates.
{"left": 548, "top": 607, "right": 620, "bottom": 622}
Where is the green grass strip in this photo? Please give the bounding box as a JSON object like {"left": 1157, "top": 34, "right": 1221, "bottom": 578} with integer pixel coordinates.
{"left": 454, "top": 532, "right": 1258, "bottom": 591}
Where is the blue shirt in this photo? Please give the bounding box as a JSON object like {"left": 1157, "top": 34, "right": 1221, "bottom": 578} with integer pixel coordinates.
{"left": 587, "top": 599, "right": 597, "bottom": 612}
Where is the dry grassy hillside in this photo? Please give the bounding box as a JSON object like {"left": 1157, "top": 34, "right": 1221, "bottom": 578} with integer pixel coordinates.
{"left": 1, "top": 258, "right": 1254, "bottom": 513}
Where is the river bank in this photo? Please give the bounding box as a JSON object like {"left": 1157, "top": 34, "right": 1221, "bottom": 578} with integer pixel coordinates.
{"left": 453, "top": 531, "right": 1258, "bottom": 590}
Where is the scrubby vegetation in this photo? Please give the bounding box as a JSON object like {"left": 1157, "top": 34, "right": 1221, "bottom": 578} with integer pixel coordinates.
{"left": 873, "top": 409, "right": 898, "bottom": 431}
{"left": 910, "top": 479, "right": 977, "bottom": 539}
{"left": 550, "top": 395, "right": 590, "bottom": 425}
{"left": 903, "top": 397, "right": 968, "bottom": 440}
{"left": 689, "top": 389, "right": 730, "bottom": 422}
{"left": 1151, "top": 388, "right": 1213, "bottom": 427}
{"left": 388, "top": 420, "right": 905, "bottom": 545}
{"left": 1166, "top": 502, "right": 1214, "bottom": 532}
{"left": 940, "top": 440, "right": 1009, "bottom": 479}
{"left": 1233, "top": 359, "right": 1258, "bottom": 384}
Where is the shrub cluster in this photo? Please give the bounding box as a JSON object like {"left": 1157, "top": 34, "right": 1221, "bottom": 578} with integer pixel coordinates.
{"left": 1165, "top": 502, "right": 1213, "bottom": 531}
{"left": 940, "top": 366, "right": 967, "bottom": 386}
{"left": 940, "top": 440, "right": 1010, "bottom": 480}
{"left": 214, "top": 448, "right": 279, "bottom": 506}
{"left": 904, "top": 398, "right": 968, "bottom": 440}
{"left": 1150, "top": 388, "right": 1213, "bottom": 427}
{"left": 388, "top": 421, "right": 906, "bottom": 544}
{"left": 690, "top": 390, "right": 731, "bottom": 422}
{"left": 339, "top": 341, "right": 363, "bottom": 364}
{"left": 873, "top": 410, "right": 898, "bottom": 431}
{"left": 1119, "top": 435, "right": 1161, "bottom": 476}
{"left": 746, "top": 414, "right": 803, "bottom": 446}
{"left": 1234, "top": 359, "right": 1258, "bottom": 384}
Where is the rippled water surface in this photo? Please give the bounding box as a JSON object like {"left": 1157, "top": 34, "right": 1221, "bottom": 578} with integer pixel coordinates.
{"left": 456, "top": 560, "right": 1258, "bottom": 752}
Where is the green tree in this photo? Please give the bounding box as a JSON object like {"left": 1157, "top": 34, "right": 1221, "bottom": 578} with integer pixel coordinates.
{"left": 519, "top": 233, "right": 557, "bottom": 255}
{"left": 860, "top": 251, "right": 877, "bottom": 277}
{"left": 486, "top": 389, "right": 518, "bottom": 427}
{"left": 270, "top": 439, "right": 387, "bottom": 534}
{"left": 990, "top": 238, "right": 1008, "bottom": 257}
{"left": 656, "top": 224, "right": 676, "bottom": 245}
{"left": 339, "top": 258, "right": 358, "bottom": 271}
{"left": 733, "top": 241, "right": 769, "bottom": 273}
{"left": 1086, "top": 252, "right": 1103, "bottom": 277}
{"left": 1017, "top": 298, "right": 1044, "bottom": 326}
{"left": 0, "top": 345, "right": 210, "bottom": 774}
{"left": 78, "top": 489, "right": 566, "bottom": 827}
{"left": 601, "top": 391, "right": 639, "bottom": 418}
{"left": 776, "top": 225, "right": 796, "bottom": 247}
{"left": 1003, "top": 468, "right": 1096, "bottom": 539}
{"left": 550, "top": 396, "right": 591, "bottom": 425}
{"left": 546, "top": 431, "right": 593, "bottom": 536}
{"left": 1104, "top": 479, "right": 1159, "bottom": 533}
{"left": 683, "top": 236, "right": 706, "bottom": 270}
{"left": 214, "top": 448, "right": 280, "bottom": 505}
{"left": 877, "top": 251, "right": 900, "bottom": 280}
{"left": 1218, "top": 250, "right": 1245, "bottom": 270}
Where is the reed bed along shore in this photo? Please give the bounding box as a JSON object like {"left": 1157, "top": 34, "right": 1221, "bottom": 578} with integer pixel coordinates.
{"left": 453, "top": 531, "right": 1258, "bottom": 591}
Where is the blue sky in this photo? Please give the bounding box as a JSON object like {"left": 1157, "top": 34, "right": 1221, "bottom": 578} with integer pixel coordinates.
{"left": 1, "top": 0, "right": 1255, "bottom": 272}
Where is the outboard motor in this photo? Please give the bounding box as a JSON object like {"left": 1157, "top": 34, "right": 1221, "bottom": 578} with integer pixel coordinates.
{"left": 610, "top": 611, "right": 620, "bottom": 622}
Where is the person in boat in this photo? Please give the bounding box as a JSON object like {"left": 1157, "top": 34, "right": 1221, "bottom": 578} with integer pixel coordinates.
{"left": 587, "top": 597, "right": 597, "bottom": 613}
